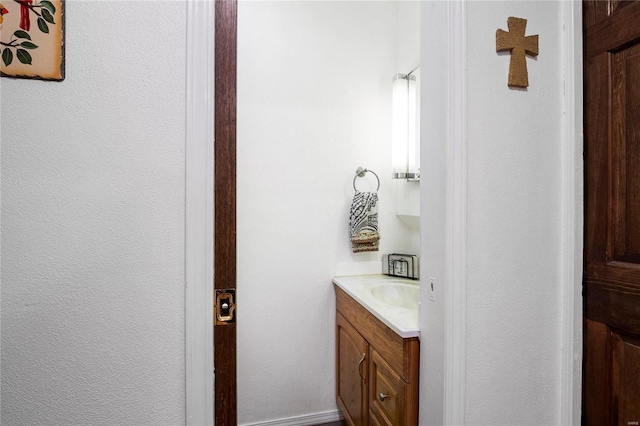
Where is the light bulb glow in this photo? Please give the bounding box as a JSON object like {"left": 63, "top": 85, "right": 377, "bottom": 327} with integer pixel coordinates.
{"left": 392, "top": 74, "right": 409, "bottom": 178}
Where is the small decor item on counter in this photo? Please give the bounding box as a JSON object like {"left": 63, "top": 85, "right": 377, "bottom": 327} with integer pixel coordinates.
{"left": 383, "top": 253, "right": 420, "bottom": 279}
{"left": 350, "top": 167, "right": 380, "bottom": 253}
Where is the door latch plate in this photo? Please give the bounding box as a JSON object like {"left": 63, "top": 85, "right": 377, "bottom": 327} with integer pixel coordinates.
{"left": 215, "top": 289, "right": 236, "bottom": 325}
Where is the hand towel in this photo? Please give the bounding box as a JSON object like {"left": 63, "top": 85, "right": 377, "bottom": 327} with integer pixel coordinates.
{"left": 349, "top": 191, "right": 380, "bottom": 253}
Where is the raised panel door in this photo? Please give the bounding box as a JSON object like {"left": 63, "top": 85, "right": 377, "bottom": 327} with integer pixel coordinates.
{"left": 583, "top": 1, "right": 640, "bottom": 424}
{"left": 337, "top": 313, "right": 369, "bottom": 426}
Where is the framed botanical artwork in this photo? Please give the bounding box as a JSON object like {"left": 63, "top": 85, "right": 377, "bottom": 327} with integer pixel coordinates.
{"left": 0, "top": 0, "right": 64, "bottom": 81}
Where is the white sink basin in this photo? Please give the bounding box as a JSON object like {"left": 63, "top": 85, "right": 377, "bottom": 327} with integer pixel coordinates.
{"left": 369, "top": 281, "right": 419, "bottom": 309}
{"left": 333, "top": 275, "right": 420, "bottom": 338}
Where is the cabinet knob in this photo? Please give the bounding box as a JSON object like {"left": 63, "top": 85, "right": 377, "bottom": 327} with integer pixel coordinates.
{"left": 379, "top": 393, "right": 388, "bottom": 402}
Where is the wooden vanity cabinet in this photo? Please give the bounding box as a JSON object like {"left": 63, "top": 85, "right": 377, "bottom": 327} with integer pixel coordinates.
{"left": 335, "top": 285, "right": 419, "bottom": 426}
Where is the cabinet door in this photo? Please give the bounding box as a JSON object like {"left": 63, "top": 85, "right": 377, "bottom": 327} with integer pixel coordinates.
{"left": 336, "top": 313, "right": 368, "bottom": 426}
{"left": 369, "top": 349, "right": 407, "bottom": 426}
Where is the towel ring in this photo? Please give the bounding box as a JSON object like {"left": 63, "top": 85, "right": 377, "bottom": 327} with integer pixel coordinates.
{"left": 353, "top": 167, "right": 380, "bottom": 192}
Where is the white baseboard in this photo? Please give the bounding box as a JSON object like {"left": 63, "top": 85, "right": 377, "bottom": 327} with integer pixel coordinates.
{"left": 240, "top": 410, "right": 342, "bottom": 426}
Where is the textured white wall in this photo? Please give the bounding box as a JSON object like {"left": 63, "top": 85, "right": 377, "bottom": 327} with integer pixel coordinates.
{"left": 419, "top": 1, "right": 566, "bottom": 424}
{"left": 1, "top": 2, "right": 187, "bottom": 424}
{"left": 465, "top": 2, "right": 563, "bottom": 424}
{"left": 237, "top": 1, "right": 416, "bottom": 423}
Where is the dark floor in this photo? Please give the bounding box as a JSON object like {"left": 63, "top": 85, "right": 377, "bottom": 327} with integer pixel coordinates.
{"left": 316, "top": 422, "right": 345, "bottom": 426}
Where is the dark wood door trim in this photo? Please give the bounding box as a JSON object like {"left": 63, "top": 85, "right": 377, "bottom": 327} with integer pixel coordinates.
{"left": 214, "top": 0, "right": 237, "bottom": 424}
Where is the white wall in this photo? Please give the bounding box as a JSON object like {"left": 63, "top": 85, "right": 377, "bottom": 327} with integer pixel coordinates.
{"left": 237, "top": 1, "right": 417, "bottom": 423}
{"left": 394, "top": 0, "right": 421, "bottom": 236}
{"left": 419, "top": 1, "right": 566, "bottom": 424}
{"left": 1, "top": 1, "right": 570, "bottom": 424}
{"left": 0, "top": 2, "right": 187, "bottom": 424}
{"left": 396, "top": 1, "right": 420, "bottom": 73}
{"left": 419, "top": 2, "right": 449, "bottom": 424}
{"left": 465, "top": 2, "right": 564, "bottom": 423}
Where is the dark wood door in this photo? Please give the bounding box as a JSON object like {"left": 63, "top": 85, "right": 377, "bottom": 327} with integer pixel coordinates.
{"left": 583, "top": 1, "right": 640, "bottom": 424}
{"left": 215, "top": 0, "right": 237, "bottom": 424}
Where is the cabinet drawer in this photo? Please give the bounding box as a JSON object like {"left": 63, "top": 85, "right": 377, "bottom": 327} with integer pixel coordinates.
{"left": 369, "top": 349, "right": 406, "bottom": 426}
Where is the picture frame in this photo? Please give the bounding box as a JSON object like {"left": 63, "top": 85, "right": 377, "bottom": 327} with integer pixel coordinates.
{"left": 1, "top": 0, "right": 64, "bottom": 81}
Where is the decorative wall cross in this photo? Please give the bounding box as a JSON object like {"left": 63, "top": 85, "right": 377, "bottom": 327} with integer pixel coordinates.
{"left": 496, "top": 17, "right": 539, "bottom": 88}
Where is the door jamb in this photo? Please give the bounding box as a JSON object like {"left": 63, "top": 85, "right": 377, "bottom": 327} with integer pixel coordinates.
{"left": 560, "top": 1, "right": 583, "bottom": 424}
{"left": 184, "top": 1, "right": 583, "bottom": 424}
{"left": 443, "top": 1, "right": 467, "bottom": 424}
{"left": 185, "top": 0, "right": 215, "bottom": 424}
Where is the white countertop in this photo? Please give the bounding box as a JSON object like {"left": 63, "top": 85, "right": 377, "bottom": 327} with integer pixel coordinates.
{"left": 333, "top": 274, "right": 420, "bottom": 338}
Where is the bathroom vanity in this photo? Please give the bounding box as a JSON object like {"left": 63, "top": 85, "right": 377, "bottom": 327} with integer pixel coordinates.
{"left": 333, "top": 275, "right": 419, "bottom": 426}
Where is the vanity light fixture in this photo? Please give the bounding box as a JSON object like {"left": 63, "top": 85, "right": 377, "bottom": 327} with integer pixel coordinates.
{"left": 391, "top": 68, "right": 420, "bottom": 181}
